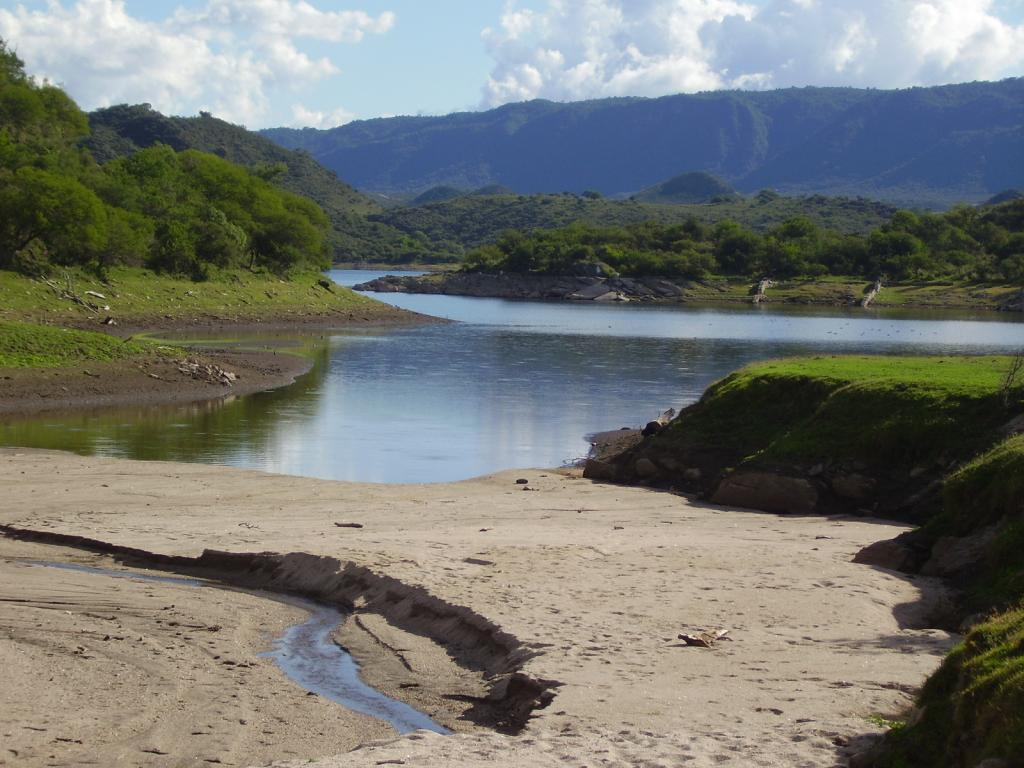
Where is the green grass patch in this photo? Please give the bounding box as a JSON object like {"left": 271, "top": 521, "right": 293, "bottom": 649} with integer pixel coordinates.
{"left": 878, "top": 604, "right": 1024, "bottom": 768}
{"left": 651, "top": 355, "right": 1021, "bottom": 473}
{"left": 0, "top": 320, "right": 151, "bottom": 368}
{"left": 0, "top": 266, "right": 386, "bottom": 327}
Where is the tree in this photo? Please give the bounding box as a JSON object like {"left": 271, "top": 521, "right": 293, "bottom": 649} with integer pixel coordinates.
{"left": 0, "top": 167, "right": 107, "bottom": 268}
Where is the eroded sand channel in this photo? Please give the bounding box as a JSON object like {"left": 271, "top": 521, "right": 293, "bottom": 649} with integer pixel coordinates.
{"left": 2, "top": 449, "right": 960, "bottom": 767}
{"left": 23, "top": 560, "right": 451, "bottom": 735}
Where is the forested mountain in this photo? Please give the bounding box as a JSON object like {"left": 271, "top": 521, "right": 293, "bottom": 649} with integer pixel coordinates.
{"left": 263, "top": 80, "right": 1024, "bottom": 208}
{"left": 86, "top": 105, "right": 430, "bottom": 262}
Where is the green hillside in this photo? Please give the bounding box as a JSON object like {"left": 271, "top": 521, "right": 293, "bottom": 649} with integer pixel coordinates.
{"left": 632, "top": 171, "right": 737, "bottom": 204}
{"left": 372, "top": 190, "right": 897, "bottom": 258}
{"left": 86, "top": 104, "right": 433, "bottom": 263}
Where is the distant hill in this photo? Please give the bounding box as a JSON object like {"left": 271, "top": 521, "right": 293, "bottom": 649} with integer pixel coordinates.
{"left": 411, "top": 185, "right": 466, "bottom": 205}
{"left": 262, "top": 80, "right": 1024, "bottom": 208}
{"left": 371, "top": 191, "right": 896, "bottom": 256}
{"left": 86, "top": 104, "right": 427, "bottom": 262}
{"left": 633, "top": 171, "right": 736, "bottom": 204}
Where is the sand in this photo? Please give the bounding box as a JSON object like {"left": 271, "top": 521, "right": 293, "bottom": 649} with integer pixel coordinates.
{"left": 0, "top": 448, "right": 956, "bottom": 767}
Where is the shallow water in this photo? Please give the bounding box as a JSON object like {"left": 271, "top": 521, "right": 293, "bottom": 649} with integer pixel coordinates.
{"left": 3, "top": 270, "right": 1024, "bottom": 483}
{"left": 27, "top": 560, "right": 450, "bottom": 735}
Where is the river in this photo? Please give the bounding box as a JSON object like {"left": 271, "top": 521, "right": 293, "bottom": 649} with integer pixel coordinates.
{"left": 3, "top": 269, "right": 1024, "bottom": 483}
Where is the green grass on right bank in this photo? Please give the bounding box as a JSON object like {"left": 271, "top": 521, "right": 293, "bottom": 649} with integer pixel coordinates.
{"left": 876, "top": 603, "right": 1024, "bottom": 768}
{"left": 650, "top": 355, "right": 1022, "bottom": 476}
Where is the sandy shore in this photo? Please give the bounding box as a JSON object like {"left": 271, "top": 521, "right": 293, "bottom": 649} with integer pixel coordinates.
{"left": 0, "top": 449, "right": 956, "bottom": 767}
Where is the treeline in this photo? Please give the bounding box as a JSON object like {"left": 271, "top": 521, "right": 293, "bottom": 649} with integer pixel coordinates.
{"left": 0, "top": 41, "right": 328, "bottom": 279}
{"left": 463, "top": 202, "right": 1024, "bottom": 281}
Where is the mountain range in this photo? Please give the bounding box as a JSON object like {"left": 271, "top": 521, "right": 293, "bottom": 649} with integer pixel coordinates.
{"left": 262, "top": 80, "right": 1024, "bottom": 208}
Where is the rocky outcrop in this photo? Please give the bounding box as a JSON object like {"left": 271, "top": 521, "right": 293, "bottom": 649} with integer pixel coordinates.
{"left": 710, "top": 471, "right": 819, "bottom": 514}
{"left": 354, "top": 273, "right": 687, "bottom": 303}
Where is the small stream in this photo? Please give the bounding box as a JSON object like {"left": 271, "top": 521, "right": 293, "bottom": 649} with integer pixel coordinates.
{"left": 27, "top": 560, "right": 451, "bottom": 735}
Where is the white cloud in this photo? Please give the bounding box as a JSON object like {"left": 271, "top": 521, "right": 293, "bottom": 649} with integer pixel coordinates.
{"left": 0, "top": 0, "right": 393, "bottom": 126}
{"left": 290, "top": 103, "right": 355, "bottom": 129}
{"left": 483, "top": 0, "right": 1024, "bottom": 106}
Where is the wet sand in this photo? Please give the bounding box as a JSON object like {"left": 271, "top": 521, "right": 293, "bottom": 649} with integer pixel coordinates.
{"left": 0, "top": 449, "right": 956, "bottom": 767}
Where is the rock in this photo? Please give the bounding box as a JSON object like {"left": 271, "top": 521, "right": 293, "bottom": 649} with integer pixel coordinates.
{"left": 710, "top": 471, "right": 818, "bottom": 514}
{"left": 908, "top": 465, "right": 928, "bottom": 478}
{"left": 683, "top": 467, "right": 702, "bottom": 482}
{"left": 922, "top": 525, "right": 1001, "bottom": 577}
{"left": 515, "top": 478, "right": 529, "bottom": 485}
{"left": 568, "top": 282, "right": 612, "bottom": 300}
{"left": 853, "top": 538, "right": 917, "bottom": 571}
{"left": 634, "top": 457, "right": 659, "bottom": 478}
{"left": 1000, "top": 413, "right": 1024, "bottom": 436}
{"left": 641, "top": 421, "right": 663, "bottom": 437}
{"left": 583, "top": 459, "right": 617, "bottom": 481}
{"left": 974, "top": 760, "right": 1010, "bottom": 768}
{"left": 807, "top": 463, "right": 825, "bottom": 477}
{"left": 657, "top": 456, "right": 680, "bottom": 471}
{"left": 830, "top": 473, "right": 876, "bottom": 501}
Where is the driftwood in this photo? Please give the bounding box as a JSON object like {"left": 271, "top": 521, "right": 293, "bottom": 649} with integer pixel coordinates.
{"left": 678, "top": 629, "right": 732, "bottom": 648}
{"left": 861, "top": 279, "right": 883, "bottom": 308}
{"left": 41, "top": 273, "right": 108, "bottom": 315}
{"left": 752, "top": 278, "right": 774, "bottom": 304}
{"left": 177, "top": 359, "right": 237, "bottom": 386}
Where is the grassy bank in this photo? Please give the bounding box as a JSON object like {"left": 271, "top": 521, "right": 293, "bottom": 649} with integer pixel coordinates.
{"left": 595, "top": 355, "right": 1024, "bottom": 767}
{"left": 611, "top": 355, "right": 1022, "bottom": 504}
{"left": 0, "top": 320, "right": 153, "bottom": 368}
{"left": 0, "top": 266, "right": 392, "bottom": 330}
{"left": 682, "top": 277, "right": 1022, "bottom": 311}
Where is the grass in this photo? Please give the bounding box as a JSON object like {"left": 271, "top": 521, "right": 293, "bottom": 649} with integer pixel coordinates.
{"left": 0, "top": 266, "right": 388, "bottom": 327}
{"left": 647, "top": 355, "right": 1021, "bottom": 477}
{"left": 878, "top": 604, "right": 1024, "bottom": 768}
{"left": 0, "top": 320, "right": 153, "bottom": 368}
{"left": 636, "top": 276, "right": 1021, "bottom": 310}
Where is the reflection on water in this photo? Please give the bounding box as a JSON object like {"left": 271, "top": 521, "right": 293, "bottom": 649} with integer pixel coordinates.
{"left": 4, "top": 273, "right": 1024, "bottom": 484}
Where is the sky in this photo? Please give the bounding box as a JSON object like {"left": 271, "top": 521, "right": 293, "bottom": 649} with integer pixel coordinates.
{"left": 0, "top": 0, "right": 1022, "bottom": 129}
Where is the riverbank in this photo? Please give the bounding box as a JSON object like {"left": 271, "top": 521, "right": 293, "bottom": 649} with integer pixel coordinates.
{"left": 0, "top": 448, "right": 955, "bottom": 767}
{"left": 355, "top": 272, "right": 1024, "bottom": 312}
{"left": 589, "top": 355, "right": 1024, "bottom": 766}
{"left": 0, "top": 266, "right": 438, "bottom": 417}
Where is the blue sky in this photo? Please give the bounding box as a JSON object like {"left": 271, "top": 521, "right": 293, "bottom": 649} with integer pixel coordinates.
{"left": 1, "top": 0, "right": 1022, "bottom": 128}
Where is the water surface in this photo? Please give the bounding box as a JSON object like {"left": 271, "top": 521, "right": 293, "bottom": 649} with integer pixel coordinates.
{"left": 3, "top": 270, "right": 1023, "bottom": 483}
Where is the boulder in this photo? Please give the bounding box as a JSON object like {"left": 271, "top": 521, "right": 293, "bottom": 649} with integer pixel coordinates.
{"left": 854, "top": 538, "right": 917, "bottom": 572}
{"left": 921, "top": 525, "right": 1001, "bottom": 577}
{"left": 641, "top": 421, "right": 663, "bottom": 437}
{"left": 568, "top": 282, "right": 612, "bottom": 300}
{"left": 830, "top": 473, "right": 876, "bottom": 501}
{"left": 634, "top": 457, "right": 659, "bottom": 478}
{"left": 710, "top": 471, "right": 818, "bottom": 514}
{"left": 683, "top": 467, "right": 702, "bottom": 482}
{"left": 583, "top": 459, "right": 617, "bottom": 481}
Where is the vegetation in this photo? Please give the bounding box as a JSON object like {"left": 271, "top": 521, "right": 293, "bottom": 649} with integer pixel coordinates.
{"left": 0, "top": 319, "right": 151, "bottom": 368}
{"left": 262, "top": 80, "right": 1024, "bottom": 207}
{"left": 631, "top": 171, "right": 737, "bottom": 204}
{"left": 458, "top": 199, "right": 1024, "bottom": 282}
{"left": 86, "top": 103, "right": 430, "bottom": 263}
{"left": 0, "top": 40, "right": 328, "bottom": 280}
{"left": 643, "top": 355, "right": 1021, "bottom": 480}
{"left": 0, "top": 266, "right": 384, "bottom": 328}
{"left": 375, "top": 191, "right": 896, "bottom": 261}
